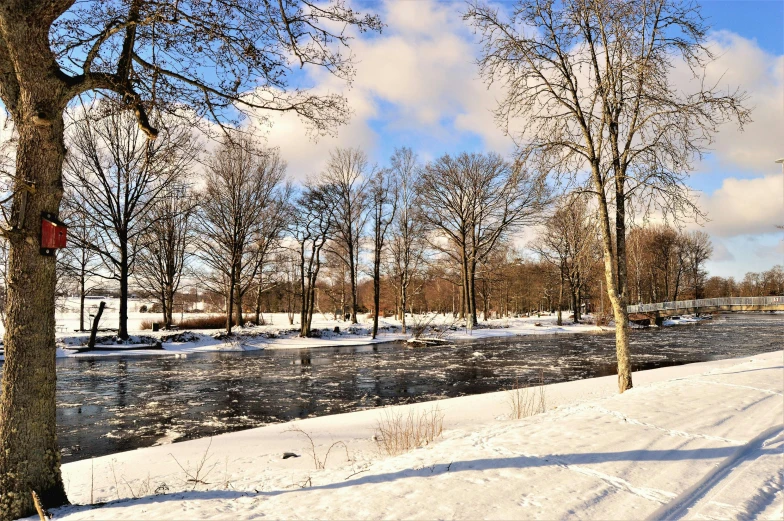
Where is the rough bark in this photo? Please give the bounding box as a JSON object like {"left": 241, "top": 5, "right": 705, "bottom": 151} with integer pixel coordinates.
{"left": 0, "top": 115, "right": 69, "bottom": 517}
{"left": 118, "top": 245, "right": 129, "bottom": 339}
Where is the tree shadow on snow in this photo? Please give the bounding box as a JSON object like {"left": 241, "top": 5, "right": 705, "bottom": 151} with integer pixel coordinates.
{"left": 60, "top": 443, "right": 777, "bottom": 515}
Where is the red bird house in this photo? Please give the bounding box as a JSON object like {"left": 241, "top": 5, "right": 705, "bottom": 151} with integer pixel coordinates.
{"left": 41, "top": 212, "right": 67, "bottom": 256}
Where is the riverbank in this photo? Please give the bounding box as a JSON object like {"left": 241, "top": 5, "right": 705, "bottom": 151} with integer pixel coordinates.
{"left": 40, "top": 350, "right": 783, "bottom": 520}
{"left": 1, "top": 311, "right": 607, "bottom": 361}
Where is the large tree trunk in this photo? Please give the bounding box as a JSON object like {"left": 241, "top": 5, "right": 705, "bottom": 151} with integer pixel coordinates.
{"left": 468, "top": 259, "right": 478, "bottom": 326}
{"left": 557, "top": 272, "right": 564, "bottom": 326}
{"left": 348, "top": 243, "right": 358, "bottom": 324}
{"left": 0, "top": 116, "right": 69, "bottom": 518}
{"left": 226, "top": 264, "right": 235, "bottom": 334}
{"left": 165, "top": 283, "right": 174, "bottom": 328}
{"left": 79, "top": 272, "right": 86, "bottom": 332}
{"left": 234, "top": 284, "right": 243, "bottom": 329}
{"left": 255, "top": 273, "right": 263, "bottom": 326}
{"left": 119, "top": 245, "right": 129, "bottom": 339}
{"left": 400, "top": 277, "right": 407, "bottom": 335}
{"left": 460, "top": 248, "right": 471, "bottom": 328}
{"left": 372, "top": 246, "right": 381, "bottom": 339}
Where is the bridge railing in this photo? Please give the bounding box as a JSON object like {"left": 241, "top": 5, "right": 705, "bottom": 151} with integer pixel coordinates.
{"left": 627, "top": 296, "right": 784, "bottom": 314}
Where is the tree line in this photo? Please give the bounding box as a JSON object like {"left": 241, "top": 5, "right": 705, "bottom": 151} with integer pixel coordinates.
{"left": 52, "top": 105, "right": 773, "bottom": 344}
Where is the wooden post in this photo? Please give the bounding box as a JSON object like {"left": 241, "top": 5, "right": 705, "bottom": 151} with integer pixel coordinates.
{"left": 87, "top": 301, "right": 106, "bottom": 349}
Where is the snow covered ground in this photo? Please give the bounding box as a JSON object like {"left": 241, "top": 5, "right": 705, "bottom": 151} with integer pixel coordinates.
{"left": 39, "top": 350, "right": 783, "bottom": 520}
{"left": 1, "top": 297, "right": 606, "bottom": 360}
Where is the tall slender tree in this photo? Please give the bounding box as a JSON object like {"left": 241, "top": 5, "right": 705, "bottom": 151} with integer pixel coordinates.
{"left": 467, "top": 0, "right": 750, "bottom": 392}
{"left": 196, "top": 139, "right": 286, "bottom": 334}
{"left": 388, "top": 147, "right": 426, "bottom": 334}
{"left": 291, "top": 184, "right": 335, "bottom": 337}
{"left": 59, "top": 191, "right": 104, "bottom": 331}
{"left": 135, "top": 184, "right": 197, "bottom": 329}
{"left": 322, "top": 148, "right": 370, "bottom": 324}
{"left": 368, "top": 168, "right": 398, "bottom": 339}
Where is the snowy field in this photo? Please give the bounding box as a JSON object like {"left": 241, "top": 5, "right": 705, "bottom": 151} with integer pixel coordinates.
{"left": 1, "top": 297, "right": 607, "bottom": 360}
{"left": 39, "top": 350, "right": 783, "bottom": 520}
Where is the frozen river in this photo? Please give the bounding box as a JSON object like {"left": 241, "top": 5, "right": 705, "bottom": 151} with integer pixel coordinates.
{"left": 52, "top": 313, "right": 782, "bottom": 462}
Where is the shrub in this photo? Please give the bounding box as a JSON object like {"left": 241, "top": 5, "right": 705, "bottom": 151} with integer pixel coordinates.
{"left": 507, "top": 370, "right": 547, "bottom": 420}
{"left": 139, "top": 305, "right": 148, "bottom": 313}
{"left": 374, "top": 405, "right": 444, "bottom": 456}
{"left": 173, "top": 314, "right": 260, "bottom": 330}
{"left": 139, "top": 319, "right": 153, "bottom": 330}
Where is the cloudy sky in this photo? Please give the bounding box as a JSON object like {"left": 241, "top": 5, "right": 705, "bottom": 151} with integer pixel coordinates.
{"left": 260, "top": 0, "right": 783, "bottom": 280}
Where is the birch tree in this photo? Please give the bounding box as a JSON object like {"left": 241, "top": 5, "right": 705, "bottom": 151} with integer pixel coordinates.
{"left": 388, "top": 147, "right": 426, "bottom": 334}
{"left": 466, "top": 0, "right": 750, "bottom": 391}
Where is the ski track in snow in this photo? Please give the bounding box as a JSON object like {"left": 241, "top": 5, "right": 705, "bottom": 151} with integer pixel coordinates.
{"left": 692, "top": 378, "right": 783, "bottom": 396}
{"left": 646, "top": 425, "right": 784, "bottom": 520}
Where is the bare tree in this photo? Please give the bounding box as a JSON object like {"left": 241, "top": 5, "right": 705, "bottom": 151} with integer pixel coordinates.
{"left": 368, "top": 168, "right": 398, "bottom": 339}
{"left": 419, "top": 152, "right": 547, "bottom": 329}
{"left": 0, "top": 1, "right": 380, "bottom": 513}
{"left": 59, "top": 192, "right": 104, "bottom": 331}
{"left": 322, "top": 148, "right": 371, "bottom": 324}
{"left": 196, "top": 139, "right": 286, "bottom": 333}
{"left": 291, "top": 185, "right": 335, "bottom": 337}
{"left": 467, "top": 0, "right": 750, "bottom": 391}
{"left": 533, "top": 196, "right": 596, "bottom": 325}
{"left": 252, "top": 186, "right": 292, "bottom": 326}
{"left": 63, "top": 109, "right": 194, "bottom": 339}
{"left": 388, "top": 147, "right": 426, "bottom": 334}
{"left": 684, "top": 230, "right": 713, "bottom": 299}
{"left": 134, "top": 184, "right": 197, "bottom": 329}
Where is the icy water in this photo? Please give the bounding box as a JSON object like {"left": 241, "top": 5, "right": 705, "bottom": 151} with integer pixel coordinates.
{"left": 50, "top": 313, "right": 781, "bottom": 462}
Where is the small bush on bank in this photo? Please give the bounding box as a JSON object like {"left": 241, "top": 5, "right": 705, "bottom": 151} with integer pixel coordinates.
{"left": 374, "top": 405, "right": 444, "bottom": 456}
{"left": 507, "top": 369, "right": 547, "bottom": 420}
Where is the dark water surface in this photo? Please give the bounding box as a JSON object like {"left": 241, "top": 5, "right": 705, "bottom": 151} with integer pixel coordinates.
{"left": 49, "top": 313, "right": 782, "bottom": 462}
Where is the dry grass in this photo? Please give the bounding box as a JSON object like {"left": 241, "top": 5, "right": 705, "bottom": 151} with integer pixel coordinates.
{"left": 507, "top": 369, "right": 547, "bottom": 420}
{"left": 374, "top": 405, "right": 444, "bottom": 456}
{"left": 175, "top": 315, "right": 231, "bottom": 329}
{"left": 140, "top": 314, "right": 263, "bottom": 331}
{"left": 139, "top": 319, "right": 154, "bottom": 330}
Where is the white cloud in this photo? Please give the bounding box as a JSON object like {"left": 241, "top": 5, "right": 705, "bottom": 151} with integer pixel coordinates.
{"left": 681, "top": 32, "right": 784, "bottom": 173}
{"left": 697, "top": 174, "right": 783, "bottom": 237}
{"left": 251, "top": 0, "right": 512, "bottom": 179}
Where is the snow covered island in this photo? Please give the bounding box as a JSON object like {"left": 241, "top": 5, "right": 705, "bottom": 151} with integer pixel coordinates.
{"left": 38, "top": 350, "right": 783, "bottom": 520}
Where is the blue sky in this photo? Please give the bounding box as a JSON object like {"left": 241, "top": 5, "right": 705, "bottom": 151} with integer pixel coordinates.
{"left": 261, "top": 1, "right": 784, "bottom": 279}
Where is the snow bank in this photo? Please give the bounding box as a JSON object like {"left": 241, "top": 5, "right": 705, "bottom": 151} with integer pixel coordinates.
{"left": 0, "top": 308, "right": 608, "bottom": 361}
{"left": 39, "top": 350, "right": 783, "bottom": 520}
